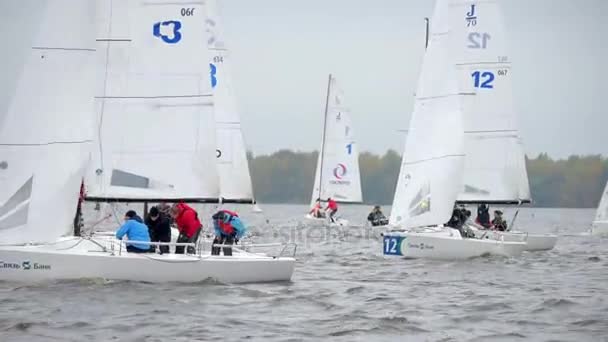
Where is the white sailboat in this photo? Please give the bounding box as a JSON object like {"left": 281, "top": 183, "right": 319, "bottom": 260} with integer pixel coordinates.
{"left": 383, "top": 0, "right": 526, "bottom": 259}
{"left": 449, "top": 0, "right": 556, "bottom": 251}
{"left": 306, "top": 75, "right": 362, "bottom": 227}
{"left": 591, "top": 181, "right": 608, "bottom": 235}
{"left": 204, "top": 0, "right": 260, "bottom": 212}
{"left": 0, "top": 0, "right": 295, "bottom": 284}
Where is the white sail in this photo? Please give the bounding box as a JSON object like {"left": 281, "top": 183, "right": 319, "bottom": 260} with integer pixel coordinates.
{"left": 389, "top": 0, "right": 466, "bottom": 228}
{"left": 204, "top": 0, "right": 254, "bottom": 202}
{"left": 0, "top": 0, "right": 96, "bottom": 244}
{"left": 594, "top": 181, "right": 608, "bottom": 223}
{"left": 450, "top": 0, "right": 531, "bottom": 204}
{"left": 87, "top": 0, "right": 220, "bottom": 201}
{"left": 311, "top": 76, "right": 362, "bottom": 204}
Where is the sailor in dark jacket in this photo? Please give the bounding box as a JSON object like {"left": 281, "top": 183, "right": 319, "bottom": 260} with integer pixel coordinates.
{"left": 492, "top": 210, "right": 508, "bottom": 231}
{"left": 367, "top": 206, "right": 388, "bottom": 226}
{"left": 145, "top": 206, "right": 172, "bottom": 254}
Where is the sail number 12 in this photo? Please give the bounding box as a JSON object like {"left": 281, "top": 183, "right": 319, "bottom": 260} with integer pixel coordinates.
{"left": 383, "top": 236, "right": 403, "bottom": 256}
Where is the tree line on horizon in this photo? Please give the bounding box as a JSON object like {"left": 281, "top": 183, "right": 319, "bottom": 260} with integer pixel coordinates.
{"left": 247, "top": 150, "right": 608, "bottom": 208}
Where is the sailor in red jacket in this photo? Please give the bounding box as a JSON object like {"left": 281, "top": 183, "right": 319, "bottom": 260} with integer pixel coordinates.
{"left": 325, "top": 197, "right": 338, "bottom": 223}
{"left": 170, "top": 203, "right": 202, "bottom": 254}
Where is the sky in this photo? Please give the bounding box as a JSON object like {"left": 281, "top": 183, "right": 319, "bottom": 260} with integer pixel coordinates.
{"left": 217, "top": 0, "right": 607, "bottom": 159}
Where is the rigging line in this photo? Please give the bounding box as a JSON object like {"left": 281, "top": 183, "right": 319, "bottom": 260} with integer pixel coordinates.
{"left": 455, "top": 61, "right": 511, "bottom": 66}
{"left": 417, "top": 92, "right": 474, "bottom": 100}
{"left": 317, "top": 74, "right": 332, "bottom": 201}
{"left": 95, "top": 94, "right": 212, "bottom": 99}
{"left": 464, "top": 129, "right": 518, "bottom": 133}
{"left": 96, "top": 38, "right": 131, "bottom": 42}
{"left": 403, "top": 154, "right": 465, "bottom": 166}
{"left": 0, "top": 140, "right": 92, "bottom": 146}
{"left": 32, "top": 47, "right": 95, "bottom": 52}
{"left": 97, "top": 0, "right": 115, "bottom": 172}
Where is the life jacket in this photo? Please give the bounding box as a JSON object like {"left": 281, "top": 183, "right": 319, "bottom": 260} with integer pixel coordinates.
{"left": 219, "top": 210, "right": 238, "bottom": 235}
{"left": 213, "top": 209, "right": 247, "bottom": 238}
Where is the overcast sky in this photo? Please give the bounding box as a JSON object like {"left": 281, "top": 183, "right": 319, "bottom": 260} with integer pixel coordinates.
{"left": 217, "top": 0, "right": 606, "bottom": 158}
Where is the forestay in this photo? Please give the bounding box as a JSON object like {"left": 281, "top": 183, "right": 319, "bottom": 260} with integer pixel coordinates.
{"left": 389, "top": 0, "right": 466, "bottom": 228}
{"left": 204, "top": 0, "right": 254, "bottom": 203}
{"left": 0, "top": 0, "right": 96, "bottom": 244}
{"left": 594, "top": 181, "right": 608, "bottom": 223}
{"left": 449, "top": 0, "right": 531, "bottom": 204}
{"left": 87, "top": 0, "right": 220, "bottom": 202}
{"left": 311, "top": 76, "right": 362, "bottom": 204}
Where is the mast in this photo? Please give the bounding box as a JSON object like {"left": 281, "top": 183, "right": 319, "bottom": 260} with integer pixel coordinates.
{"left": 424, "top": 17, "right": 430, "bottom": 50}
{"left": 317, "top": 74, "right": 332, "bottom": 201}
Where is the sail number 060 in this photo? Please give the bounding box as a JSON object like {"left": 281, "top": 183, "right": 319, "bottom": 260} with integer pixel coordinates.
{"left": 181, "top": 8, "right": 195, "bottom": 16}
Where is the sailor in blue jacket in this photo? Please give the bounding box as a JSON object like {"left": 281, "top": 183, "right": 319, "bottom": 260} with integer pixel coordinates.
{"left": 116, "top": 210, "right": 151, "bottom": 253}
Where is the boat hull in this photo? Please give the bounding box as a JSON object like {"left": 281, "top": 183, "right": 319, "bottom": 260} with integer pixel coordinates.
{"left": 472, "top": 229, "right": 557, "bottom": 251}
{"left": 382, "top": 228, "right": 526, "bottom": 260}
{"left": 591, "top": 221, "right": 608, "bottom": 236}
{"left": 0, "top": 238, "right": 295, "bottom": 284}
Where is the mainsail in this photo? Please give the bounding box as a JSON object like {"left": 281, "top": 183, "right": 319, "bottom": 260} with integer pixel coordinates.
{"left": 450, "top": 0, "right": 531, "bottom": 204}
{"left": 204, "top": 0, "right": 255, "bottom": 203}
{"left": 87, "top": 0, "right": 220, "bottom": 202}
{"left": 311, "top": 75, "right": 362, "bottom": 204}
{"left": 389, "top": 0, "right": 466, "bottom": 228}
{"left": 0, "top": 0, "right": 96, "bottom": 243}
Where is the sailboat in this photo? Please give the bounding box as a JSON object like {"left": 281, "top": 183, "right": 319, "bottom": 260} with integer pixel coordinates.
{"left": 0, "top": 0, "right": 295, "bottom": 284}
{"left": 305, "top": 75, "right": 362, "bottom": 227}
{"left": 449, "top": 0, "right": 557, "bottom": 251}
{"left": 383, "top": 0, "right": 526, "bottom": 259}
{"left": 204, "top": 0, "right": 261, "bottom": 213}
{"left": 591, "top": 181, "right": 608, "bottom": 235}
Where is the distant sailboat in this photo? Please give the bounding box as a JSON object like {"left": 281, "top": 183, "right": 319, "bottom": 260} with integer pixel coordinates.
{"left": 306, "top": 75, "right": 362, "bottom": 226}
{"left": 449, "top": 0, "right": 556, "bottom": 251}
{"left": 0, "top": 0, "right": 295, "bottom": 284}
{"left": 383, "top": 0, "right": 526, "bottom": 259}
{"left": 591, "top": 181, "right": 608, "bottom": 235}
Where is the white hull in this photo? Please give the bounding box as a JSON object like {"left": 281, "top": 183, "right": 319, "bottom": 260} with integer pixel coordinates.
{"left": 0, "top": 238, "right": 295, "bottom": 284}
{"left": 591, "top": 221, "right": 608, "bottom": 236}
{"left": 470, "top": 227, "right": 557, "bottom": 251}
{"left": 304, "top": 214, "right": 348, "bottom": 227}
{"left": 383, "top": 227, "right": 526, "bottom": 260}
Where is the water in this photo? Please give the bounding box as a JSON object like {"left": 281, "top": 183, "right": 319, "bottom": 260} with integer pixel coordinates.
{"left": 1, "top": 205, "right": 607, "bottom": 341}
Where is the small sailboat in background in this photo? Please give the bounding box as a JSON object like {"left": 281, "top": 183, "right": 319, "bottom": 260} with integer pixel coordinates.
{"left": 591, "top": 181, "right": 608, "bottom": 235}
{"left": 0, "top": 0, "right": 295, "bottom": 284}
{"left": 383, "top": 0, "right": 526, "bottom": 259}
{"left": 305, "top": 75, "right": 362, "bottom": 227}
{"left": 448, "top": 0, "right": 556, "bottom": 251}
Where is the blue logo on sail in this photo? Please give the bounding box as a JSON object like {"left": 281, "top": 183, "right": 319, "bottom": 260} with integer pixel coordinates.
{"left": 210, "top": 63, "right": 218, "bottom": 88}
{"left": 153, "top": 20, "right": 182, "bottom": 44}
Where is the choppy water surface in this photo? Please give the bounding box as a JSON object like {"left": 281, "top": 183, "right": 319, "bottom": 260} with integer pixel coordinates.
{"left": 1, "top": 205, "right": 607, "bottom": 341}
